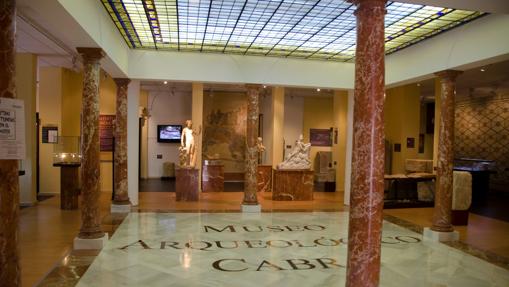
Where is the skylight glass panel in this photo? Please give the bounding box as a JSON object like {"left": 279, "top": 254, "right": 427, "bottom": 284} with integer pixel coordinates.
{"left": 101, "top": 0, "right": 485, "bottom": 61}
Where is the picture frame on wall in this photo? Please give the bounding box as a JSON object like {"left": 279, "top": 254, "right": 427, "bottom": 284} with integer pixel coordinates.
{"left": 42, "top": 126, "right": 58, "bottom": 144}
{"left": 310, "top": 128, "right": 332, "bottom": 147}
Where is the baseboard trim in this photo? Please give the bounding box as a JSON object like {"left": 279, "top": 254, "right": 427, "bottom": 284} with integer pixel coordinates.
{"left": 20, "top": 202, "right": 37, "bottom": 207}
{"left": 38, "top": 192, "right": 59, "bottom": 196}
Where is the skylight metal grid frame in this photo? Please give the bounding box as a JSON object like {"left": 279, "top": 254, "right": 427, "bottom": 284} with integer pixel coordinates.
{"left": 100, "top": 0, "right": 485, "bottom": 62}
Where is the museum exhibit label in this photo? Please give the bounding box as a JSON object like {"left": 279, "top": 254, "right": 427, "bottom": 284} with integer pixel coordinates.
{"left": 0, "top": 97, "right": 26, "bottom": 159}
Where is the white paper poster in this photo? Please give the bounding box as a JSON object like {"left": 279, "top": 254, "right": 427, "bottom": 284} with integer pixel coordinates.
{"left": 0, "top": 97, "right": 26, "bottom": 159}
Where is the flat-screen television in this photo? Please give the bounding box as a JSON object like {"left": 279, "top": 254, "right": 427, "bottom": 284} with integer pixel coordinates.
{"left": 157, "top": 125, "right": 182, "bottom": 143}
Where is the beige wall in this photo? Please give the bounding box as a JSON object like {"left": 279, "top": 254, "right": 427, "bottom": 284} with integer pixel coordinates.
{"left": 140, "top": 89, "right": 148, "bottom": 179}
{"left": 384, "top": 84, "right": 432, "bottom": 174}
{"left": 99, "top": 71, "right": 116, "bottom": 115}
{"left": 302, "top": 96, "right": 334, "bottom": 170}
{"left": 271, "top": 87, "right": 285, "bottom": 168}
{"left": 38, "top": 67, "right": 62, "bottom": 195}
{"left": 61, "top": 69, "right": 83, "bottom": 137}
{"left": 37, "top": 68, "right": 116, "bottom": 194}
{"left": 99, "top": 71, "right": 116, "bottom": 192}
{"left": 16, "top": 54, "right": 38, "bottom": 204}
{"left": 333, "top": 90, "right": 348, "bottom": 191}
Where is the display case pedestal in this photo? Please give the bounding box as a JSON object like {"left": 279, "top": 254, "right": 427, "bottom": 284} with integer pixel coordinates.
{"left": 55, "top": 163, "right": 80, "bottom": 210}
{"left": 273, "top": 169, "right": 313, "bottom": 201}
{"left": 202, "top": 164, "right": 224, "bottom": 192}
{"left": 257, "top": 165, "right": 272, "bottom": 192}
{"left": 176, "top": 168, "right": 199, "bottom": 201}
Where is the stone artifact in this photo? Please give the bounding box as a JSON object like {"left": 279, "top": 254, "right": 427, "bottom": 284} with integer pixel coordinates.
{"left": 257, "top": 165, "right": 272, "bottom": 192}
{"left": 256, "top": 137, "right": 266, "bottom": 153}
{"left": 257, "top": 137, "right": 266, "bottom": 164}
{"left": 277, "top": 135, "right": 311, "bottom": 170}
{"left": 179, "top": 120, "right": 201, "bottom": 168}
{"left": 202, "top": 163, "right": 224, "bottom": 192}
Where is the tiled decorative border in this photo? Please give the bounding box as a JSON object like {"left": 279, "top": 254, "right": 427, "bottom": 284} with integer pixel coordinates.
{"left": 36, "top": 213, "right": 128, "bottom": 286}
{"left": 383, "top": 213, "right": 509, "bottom": 271}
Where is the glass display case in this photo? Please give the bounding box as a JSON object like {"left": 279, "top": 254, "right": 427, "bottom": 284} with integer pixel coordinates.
{"left": 453, "top": 158, "right": 496, "bottom": 172}
{"left": 53, "top": 136, "right": 81, "bottom": 166}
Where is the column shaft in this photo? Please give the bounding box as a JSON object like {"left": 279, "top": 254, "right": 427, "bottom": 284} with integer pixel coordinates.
{"left": 113, "top": 78, "right": 130, "bottom": 204}
{"left": 431, "top": 70, "right": 462, "bottom": 232}
{"left": 346, "top": 1, "right": 387, "bottom": 286}
{"left": 0, "top": 0, "right": 20, "bottom": 285}
{"left": 77, "top": 48, "right": 105, "bottom": 239}
{"left": 243, "top": 85, "right": 260, "bottom": 205}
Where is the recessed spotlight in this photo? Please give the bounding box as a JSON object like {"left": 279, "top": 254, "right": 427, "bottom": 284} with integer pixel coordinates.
{"left": 263, "top": 85, "right": 267, "bottom": 89}
{"left": 163, "top": 81, "right": 168, "bottom": 84}
{"left": 316, "top": 88, "right": 321, "bottom": 92}
{"left": 480, "top": 68, "right": 485, "bottom": 72}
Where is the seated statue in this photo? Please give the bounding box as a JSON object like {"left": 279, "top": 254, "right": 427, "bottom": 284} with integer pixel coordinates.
{"left": 277, "top": 134, "right": 311, "bottom": 170}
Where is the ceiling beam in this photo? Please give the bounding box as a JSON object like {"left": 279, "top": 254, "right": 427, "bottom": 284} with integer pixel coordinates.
{"left": 386, "top": 14, "right": 509, "bottom": 87}
{"left": 395, "top": 0, "right": 509, "bottom": 14}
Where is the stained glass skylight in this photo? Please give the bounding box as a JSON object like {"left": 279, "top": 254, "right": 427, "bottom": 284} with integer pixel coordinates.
{"left": 101, "top": 0, "right": 484, "bottom": 62}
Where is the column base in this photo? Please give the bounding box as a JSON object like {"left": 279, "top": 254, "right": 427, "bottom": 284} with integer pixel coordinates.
{"left": 74, "top": 233, "right": 109, "bottom": 250}
{"left": 111, "top": 203, "right": 131, "bottom": 213}
{"left": 423, "top": 227, "right": 459, "bottom": 242}
{"left": 241, "top": 204, "right": 261, "bottom": 213}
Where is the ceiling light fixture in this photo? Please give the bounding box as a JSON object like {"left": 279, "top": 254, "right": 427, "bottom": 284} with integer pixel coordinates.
{"left": 163, "top": 81, "right": 168, "bottom": 84}
{"left": 480, "top": 68, "right": 486, "bottom": 72}
{"left": 317, "top": 88, "right": 321, "bottom": 92}
{"left": 417, "top": 83, "right": 421, "bottom": 86}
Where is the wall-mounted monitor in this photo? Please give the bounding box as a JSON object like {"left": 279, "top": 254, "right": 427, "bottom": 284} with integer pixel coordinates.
{"left": 157, "top": 125, "right": 182, "bottom": 143}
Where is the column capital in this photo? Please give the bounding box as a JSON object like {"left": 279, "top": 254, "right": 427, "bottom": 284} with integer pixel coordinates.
{"left": 347, "top": 0, "right": 387, "bottom": 9}
{"left": 434, "top": 70, "right": 463, "bottom": 81}
{"left": 114, "top": 78, "right": 131, "bottom": 87}
{"left": 76, "top": 47, "right": 105, "bottom": 62}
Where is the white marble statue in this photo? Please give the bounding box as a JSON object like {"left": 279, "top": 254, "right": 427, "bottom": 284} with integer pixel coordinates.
{"left": 277, "top": 134, "right": 311, "bottom": 170}
{"left": 179, "top": 120, "right": 201, "bottom": 168}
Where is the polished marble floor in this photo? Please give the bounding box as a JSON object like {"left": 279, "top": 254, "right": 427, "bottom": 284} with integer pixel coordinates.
{"left": 76, "top": 212, "right": 509, "bottom": 287}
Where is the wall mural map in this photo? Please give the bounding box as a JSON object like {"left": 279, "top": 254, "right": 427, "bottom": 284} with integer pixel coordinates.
{"left": 203, "top": 92, "right": 247, "bottom": 173}
{"left": 75, "top": 213, "right": 509, "bottom": 286}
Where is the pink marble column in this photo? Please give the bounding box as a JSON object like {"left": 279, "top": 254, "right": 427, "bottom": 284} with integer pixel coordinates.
{"left": 242, "top": 84, "right": 261, "bottom": 206}
{"left": 77, "top": 48, "right": 105, "bottom": 239}
{"left": 346, "top": 1, "right": 387, "bottom": 286}
{"left": 431, "top": 70, "right": 462, "bottom": 232}
{"left": 112, "top": 78, "right": 130, "bottom": 205}
{"left": 0, "top": 1, "right": 20, "bottom": 285}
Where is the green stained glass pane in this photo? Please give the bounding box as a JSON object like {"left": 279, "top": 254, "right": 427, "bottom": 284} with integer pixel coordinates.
{"left": 101, "top": 0, "right": 484, "bottom": 62}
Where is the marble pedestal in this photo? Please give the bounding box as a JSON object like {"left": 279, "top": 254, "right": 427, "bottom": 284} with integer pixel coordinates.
{"left": 257, "top": 165, "right": 272, "bottom": 192}
{"left": 423, "top": 227, "right": 459, "bottom": 242}
{"left": 74, "top": 233, "right": 109, "bottom": 250}
{"left": 111, "top": 203, "right": 131, "bottom": 213}
{"left": 202, "top": 164, "right": 224, "bottom": 192}
{"left": 56, "top": 164, "right": 80, "bottom": 210}
{"left": 176, "top": 168, "right": 199, "bottom": 201}
{"left": 273, "top": 169, "right": 313, "bottom": 201}
{"left": 241, "top": 204, "right": 261, "bottom": 213}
